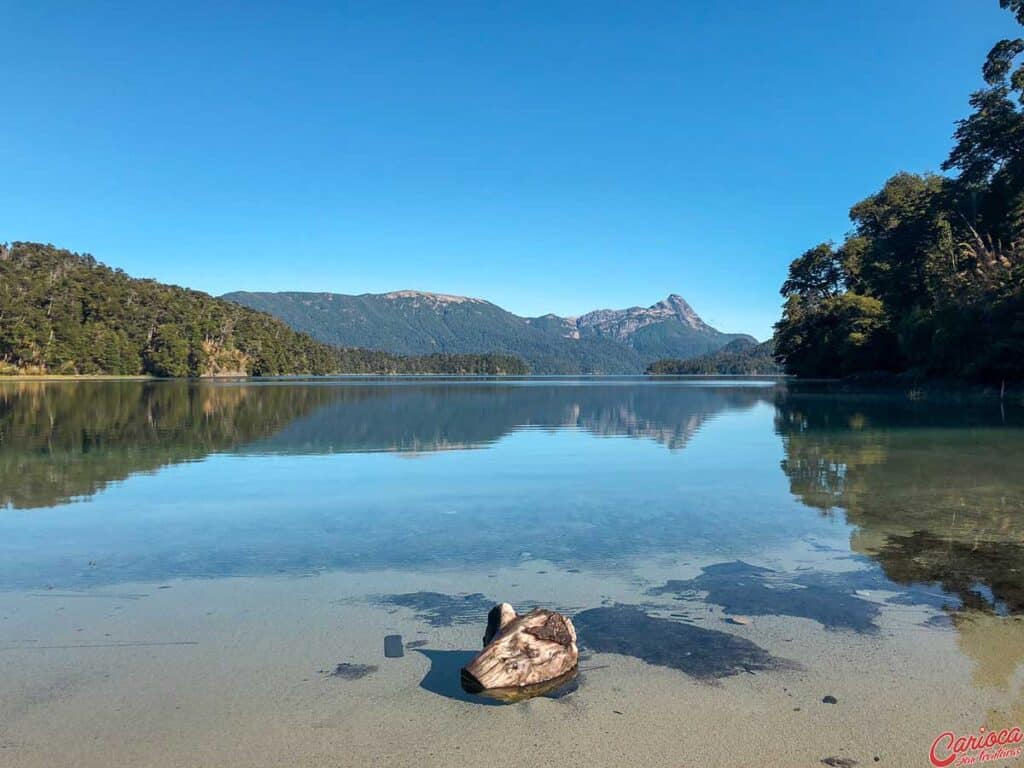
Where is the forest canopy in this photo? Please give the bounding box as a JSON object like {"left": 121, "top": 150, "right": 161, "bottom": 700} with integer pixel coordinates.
{"left": 0, "top": 242, "right": 528, "bottom": 377}
{"left": 646, "top": 339, "right": 780, "bottom": 375}
{"left": 774, "top": 0, "right": 1024, "bottom": 383}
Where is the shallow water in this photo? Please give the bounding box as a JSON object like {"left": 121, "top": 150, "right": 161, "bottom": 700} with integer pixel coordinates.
{"left": 0, "top": 378, "right": 1022, "bottom": 767}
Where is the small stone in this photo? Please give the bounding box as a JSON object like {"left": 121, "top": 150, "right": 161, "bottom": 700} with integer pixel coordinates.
{"left": 384, "top": 635, "right": 404, "bottom": 658}
{"left": 328, "top": 663, "right": 377, "bottom": 680}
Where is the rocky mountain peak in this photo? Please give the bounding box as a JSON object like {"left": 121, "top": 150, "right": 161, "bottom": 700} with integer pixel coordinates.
{"left": 652, "top": 294, "right": 707, "bottom": 330}
{"left": 573, "top": 293, "right": 710, "bottom": 338}
{"left": 225, "top": 287, "right": 751, "bottom": 373}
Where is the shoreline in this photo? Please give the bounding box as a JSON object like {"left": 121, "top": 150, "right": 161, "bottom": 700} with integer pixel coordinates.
{"left": 782, "top": 375, "right": 1024, "bottom": 401}
{"left": 0, "top": 373, "right": 1017, "bottom": 400}
{"left": 0, "top": 374, "right": 156, "bottom": 381}
{"left": 0, "top": 373, "right": 785, "bottom": 382}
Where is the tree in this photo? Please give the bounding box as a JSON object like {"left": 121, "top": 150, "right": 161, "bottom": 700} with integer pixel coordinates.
{"left": 780, "top": 243, "right": 845, "bottom": 302}
{"left": 0, "top": 242, "right": 530, "bottom": 377}
{"left": 775, "top": 1, "right": 1024, "bottom": 383}
{"left": 144, "top": 324, "right": 191, "bottom": 378}
{"left": 944, "top": 14, "right": 1024, "bottom": 236}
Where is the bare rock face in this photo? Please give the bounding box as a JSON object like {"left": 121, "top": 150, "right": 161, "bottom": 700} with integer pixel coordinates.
{"left": 574, "top": 294, "right": 712, "bottom": 340}
{"left": 461, "top": 604, "right": 579, "bottom": 694}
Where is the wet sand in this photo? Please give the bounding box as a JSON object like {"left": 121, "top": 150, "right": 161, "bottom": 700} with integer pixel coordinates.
{"left": 1, "top": 559, "right": 1017, "bottom": 768}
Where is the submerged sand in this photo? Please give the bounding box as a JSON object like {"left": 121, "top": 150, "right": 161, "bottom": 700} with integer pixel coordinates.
{"left": 0, "top": 560, "right": 1020, "bottom": 768}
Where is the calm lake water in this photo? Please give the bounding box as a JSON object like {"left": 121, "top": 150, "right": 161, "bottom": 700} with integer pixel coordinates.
{"left": 1, "top": 378, "right": 1022, "bottom": 767}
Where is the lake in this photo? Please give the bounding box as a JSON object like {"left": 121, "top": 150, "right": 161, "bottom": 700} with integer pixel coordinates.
{"left": 1, "top": 378, "right": 1022, "bottom": 767}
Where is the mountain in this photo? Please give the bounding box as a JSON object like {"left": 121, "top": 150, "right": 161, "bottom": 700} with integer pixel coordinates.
{"left": 646, "top": 339, "right": 781, "bottom": 375}
{"left": 571, "top": 294, "right": 755, "bottom": 361}
{"left": 223, "top": 290, "right": 755, "bottom": 374}
{"left": 0, "top": 243, "right": 527, "bottom": 377}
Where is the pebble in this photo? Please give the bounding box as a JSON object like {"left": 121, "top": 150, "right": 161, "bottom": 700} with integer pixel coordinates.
{"left": 384, "top": 634, "right": 404, "bottom": 658}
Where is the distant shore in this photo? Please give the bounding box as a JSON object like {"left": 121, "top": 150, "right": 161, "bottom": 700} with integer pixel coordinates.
{"left": 0, "top": 374, "right": 156, "bottom": 381}
{"left": 1, "top": 372, "right": 789, "bottom": 382}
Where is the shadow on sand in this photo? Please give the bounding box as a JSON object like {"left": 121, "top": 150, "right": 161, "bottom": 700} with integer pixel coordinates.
{"left": 414, "top": 649, "right": 505, "bottom": 706}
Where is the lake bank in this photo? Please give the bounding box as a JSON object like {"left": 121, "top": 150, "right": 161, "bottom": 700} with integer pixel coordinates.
{"left": 0, "top": 559, "right": 1010, "bottom": 768}
{"left": 0, "top": 374, "right": 156, "bottom": 381}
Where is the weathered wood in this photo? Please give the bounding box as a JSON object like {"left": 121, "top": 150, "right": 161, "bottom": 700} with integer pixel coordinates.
{"left": 461, "top": 605, "right": 578, "bottom": 694}
{"left": 471, "top": 666, "right": 579, "bottom": 703}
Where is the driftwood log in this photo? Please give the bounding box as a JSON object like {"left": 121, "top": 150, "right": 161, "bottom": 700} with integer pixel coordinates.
{"left": 461, "top": 603, "right": 578, "bottom": 697}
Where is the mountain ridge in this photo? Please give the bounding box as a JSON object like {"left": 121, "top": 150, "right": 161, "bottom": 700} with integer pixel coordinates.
{"left": 223, "top": 289, "right": 756, "bottom": 374}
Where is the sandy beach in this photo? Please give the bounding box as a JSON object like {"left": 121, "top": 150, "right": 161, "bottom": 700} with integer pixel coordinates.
{"left": 1, "top": 558, "right": 1016, "bottom": 768}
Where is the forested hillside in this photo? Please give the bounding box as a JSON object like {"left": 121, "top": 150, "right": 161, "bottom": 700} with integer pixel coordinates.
{"left": 647, "top": 339, "right": 780, "bottom": 375}
{"left": 774, "top": 0, "right": 1024, "bottom": 383}
{"left": 224, "top": 290, "right": 751, "bottom": 374}
{"left": 224, "top": 289, "right": 646, "bottom": 373}
{"left": 0, "top": 243, "right": 527, "bottom": 377}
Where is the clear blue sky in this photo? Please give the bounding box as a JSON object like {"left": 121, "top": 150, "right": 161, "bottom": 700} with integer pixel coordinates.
{"left": 2, "top": 1, "right": 1018, "bottom": 339}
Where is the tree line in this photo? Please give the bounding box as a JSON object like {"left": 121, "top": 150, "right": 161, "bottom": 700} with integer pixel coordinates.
{"left": 775, "top": 0, "right": 1024, "bottom": 383}
{"left": 646, "top": 339, "right": 780, "bottom": 375}
{"left": 0, "top": 242, "right": 528, "bottom": 377}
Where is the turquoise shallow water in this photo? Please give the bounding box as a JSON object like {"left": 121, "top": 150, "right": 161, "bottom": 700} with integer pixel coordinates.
{"left": 1, "top": 378, "right": 1023, "bottom": 766}
{"left": 1, "top": 377, "right": 1022, "bottom": 614}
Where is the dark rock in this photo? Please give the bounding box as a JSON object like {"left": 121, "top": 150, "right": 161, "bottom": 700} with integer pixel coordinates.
{"left": 573, "top": 604, "right": 791, "bottom": 680}
{"left": 384, "top": 634, "right": 404, "bottom": 658}
{"left": 374, "top": 592, "right": 495, "bottom": 627}
{"left": 650, "top": 561, "right": 880, "bottom": 633}
{"left": 328, "top": 663, "right": 377, "bottom": 680}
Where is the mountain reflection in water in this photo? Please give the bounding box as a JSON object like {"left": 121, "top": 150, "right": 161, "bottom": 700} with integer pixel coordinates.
{"left": 1, "top": 379, "right": 1023, "bottom": 648}
{"left": 0, "top": 379, "right": 775, "bottom": 509}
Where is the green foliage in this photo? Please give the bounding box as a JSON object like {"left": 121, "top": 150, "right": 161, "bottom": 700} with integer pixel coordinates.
{"left": 0, "top": 243, "right": 529, "bottom": 377}
{"left": 145, "top": 324, "right": 190, "bottom": 377}
{"left": 222, "top": 290, "right": 644, "bottom": 374}
{"left": 775, "top": 2, "right": 1024, "bottom": 383}
{"left": 780, "top": 244, "right": 845, "bottom": 301}
{"left": 624, "top": 320, "right": 753, "bottom": 363}
{"left": 647, "top": 339, "right": 781, "bottom": 375}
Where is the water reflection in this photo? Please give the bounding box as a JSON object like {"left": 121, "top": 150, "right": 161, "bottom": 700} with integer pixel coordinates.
{"left": 2, "top": 378, "right": 1023, "bottom": 642}
{"left": 774, "top": 388, "right": 1024, "bottom": 731}
{"left": 250, "top": 379, "right": 775, "bottom": 455}
{"left": 0, "top": 381, "right": 340, "bottom": 509}
{"left": 774, "top": 389, "right": 1024, "bottom": 617}
{"left": 0, "top": 379, "right": 775, "bottom": 510}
